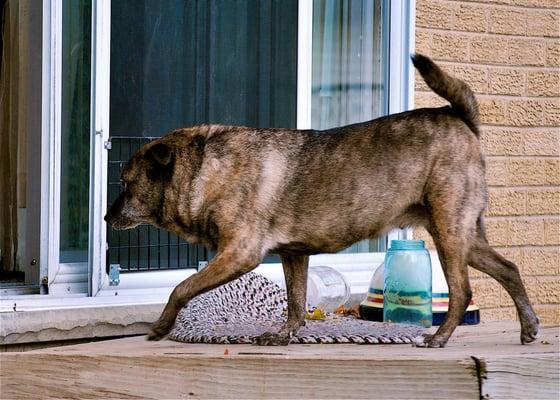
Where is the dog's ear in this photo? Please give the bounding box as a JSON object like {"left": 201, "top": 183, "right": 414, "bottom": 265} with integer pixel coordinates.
{"left": 146, "top": 143, "right": 173, "bottom": 166}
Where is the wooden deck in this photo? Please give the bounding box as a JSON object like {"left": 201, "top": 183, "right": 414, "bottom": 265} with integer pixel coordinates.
{"left": 1, "top": 321, "right": 558, "bottom": 399}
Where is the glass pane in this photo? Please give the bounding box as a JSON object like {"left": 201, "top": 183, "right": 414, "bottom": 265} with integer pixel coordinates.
{"left": 59, "top": 0, "right": 91, "bottom": 263}
{"left": 107, "top": 0, "right": 298, "bottom": 271}
{"left": 312, "top": 0, "right": 389, "bottom": 253}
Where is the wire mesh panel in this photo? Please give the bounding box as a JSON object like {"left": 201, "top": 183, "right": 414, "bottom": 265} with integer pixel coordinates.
{"left": 106, "top": 137, "right": 207, "bottom": 272}
{"left": 105, "top": 1, "right": 298, "bottom": 272}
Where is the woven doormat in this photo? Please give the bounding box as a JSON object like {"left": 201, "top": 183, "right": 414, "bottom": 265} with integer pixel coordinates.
{"left": 168, "top": 272, "right": 425, "bottom": 344}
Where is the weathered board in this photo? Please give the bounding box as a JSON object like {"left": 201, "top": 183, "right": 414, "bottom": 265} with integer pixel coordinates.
{"left": 0, "top": 322, "right": 558, "bottom": 399}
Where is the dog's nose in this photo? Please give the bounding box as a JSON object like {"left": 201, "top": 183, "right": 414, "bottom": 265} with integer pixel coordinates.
{"left": 104, "top": 214, "right": 110, "bottom": 223}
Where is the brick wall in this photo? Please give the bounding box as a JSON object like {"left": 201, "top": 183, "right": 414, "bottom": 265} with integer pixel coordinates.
{"left": 414, "top": 0, "right": 559, "bottom": 325}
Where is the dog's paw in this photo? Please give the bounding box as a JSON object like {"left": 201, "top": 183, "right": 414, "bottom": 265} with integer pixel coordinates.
{"left": 146, "top": 320, "right": 172, "bottom": 341}
{"left": 146, "top": 330, "right": 165, "bottom": 341}
{"left": 520, "top": 316, "right": 540, "bottom": 344}
{"left": 254, "top": 332, "right": 291, "bottom": 346}
{"left": 412, "top": 334, "right": 447, "bottom": 348}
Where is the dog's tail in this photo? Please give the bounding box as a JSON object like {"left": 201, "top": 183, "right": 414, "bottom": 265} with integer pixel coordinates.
{"left": 412, "top": 53, "right": 480, "bottom": 137}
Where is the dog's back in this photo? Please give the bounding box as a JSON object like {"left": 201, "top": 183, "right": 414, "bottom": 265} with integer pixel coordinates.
{"left": 190, "top": 54, "right": 485, "bottom": 256}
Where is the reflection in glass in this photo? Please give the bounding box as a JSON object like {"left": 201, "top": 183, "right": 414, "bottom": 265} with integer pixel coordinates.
{"left": 312, "top": 0, "right": 389, "bottom": 253}
{"left": 59, "top": 0, "right": 91, "bottom": 263}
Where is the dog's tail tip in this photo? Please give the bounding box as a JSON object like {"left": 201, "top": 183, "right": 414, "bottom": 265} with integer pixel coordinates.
{"left": 410, "top": 53, "right": 437, "bottom": 74}
{"left": 411, "top": 53, "right": 480, "bottom": 137}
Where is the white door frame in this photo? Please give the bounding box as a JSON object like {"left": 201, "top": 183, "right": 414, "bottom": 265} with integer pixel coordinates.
{"left": 39, "top": 0, "right": 415, "bottom": 299}
{"left": 88, "top": 0, "right": 111, "bottom": 296}
{"left": 388, "top": 0, "right": 416, "bottom": 242}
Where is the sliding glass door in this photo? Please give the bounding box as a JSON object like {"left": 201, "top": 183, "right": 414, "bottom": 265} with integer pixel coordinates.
{"left": 47, "top": 0, "right": 407, "bottom": 295}
{"left": 59, "top": 0, "right": 91, "bottom": 265}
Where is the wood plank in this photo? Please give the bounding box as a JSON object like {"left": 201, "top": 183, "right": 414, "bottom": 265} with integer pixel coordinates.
{"left": 0, "top": 322, "right": 558, "bottom": 399}
{"left": 481, "top": 355, "right": 560, "bottom": 400}
{"left": 0, "top": 354, "right": 479, "bottom": 399}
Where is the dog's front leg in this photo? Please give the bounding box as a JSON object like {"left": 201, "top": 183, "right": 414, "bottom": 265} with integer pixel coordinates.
{"left": 255, "top": 254, "right": 309, "bottom": 346}
{"left": 147, "top": 249, "right": 260, "bottom": 341}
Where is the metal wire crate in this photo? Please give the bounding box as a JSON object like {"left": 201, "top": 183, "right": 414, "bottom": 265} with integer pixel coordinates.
{"left": 106, "top": 136, "right": 207, "bottom": 272}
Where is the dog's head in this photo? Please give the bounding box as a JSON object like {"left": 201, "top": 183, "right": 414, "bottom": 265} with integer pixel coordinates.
{"left": 104, "top": 132, "right": 204, "bottom": 230}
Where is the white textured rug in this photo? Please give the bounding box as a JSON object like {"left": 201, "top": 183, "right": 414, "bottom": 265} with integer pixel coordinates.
{"left": 168, "top": 272, "right": 425, "bottom": 344}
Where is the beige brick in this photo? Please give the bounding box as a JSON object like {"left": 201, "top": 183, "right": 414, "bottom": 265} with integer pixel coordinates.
{"left": 547, "top": 41, "right": 560, "bottom": 67}
{"left": 488, "top": 68, "right": 525, "bottom": 96}
{"left": 523, "top": 247, "right": 560, "bottom": 276}
{"left": 542, "top": 99, "right": 560, "bottom": 126}
{"left": 414, "top": 91, "right": 449, "bottom": 109}
{"left": 478, "top": 98, "right": 507, "bottom": 124}
{"left": 509, "top": 218, "right": 545, "bottom": 246}
{"left": 507, "top": 99, "right": 543, "bottom": 126}
{"left": 416, "top": 0, "right": 455, "bottom": 30}
{"left": 524, "top": 276, "right": 559, "bottom": 304}
{"left": 527, "top": 71, "right": 560, "bottom": 97}
{"left": 544, "top": 217, "right": 560, "bottom": 245}
{"left": 485, "top": 158, "right": 509, "bottom": 186}
{"left": 533, "top": 305, "right": 560, "bottom": 326}
{"left": 509, "top": 39, "right": 546, "bottom": 66}
{"left": 415, "top": 30, "right": 432, "bottom": 57}
{"left": 472, "top": 0, "right": 559, "bottom": 7}
{"left": 542, "top": 159, "right": 560, "bottom": 185}
{"left": 472, "top": 279, "right": 502, "bottom": 308}
{"left": 457, "top": 0, "right": 511, "bottom": 5}
{"left": 487, "top": 188, "right": 526, "bottom": 216}
{"left": 527, "top": 10, "right": 560, "bottom": 38}
{"left": 481, "top": 127, "right": 524, "bottom": 156}
{"left": 454, "top": 65, "right": 488, "bottom": 94}
{"left": 507, "top": 159, "right": 560, "bottom": 186}
{"left": 480, "top": 307, "right": 517, "bottom": 322}
{"left": 527, "top": 189, "right": 560, "bottom": 215}
{"left": 468, "top": 0, "right": 559, "bottom": 7}
{"left": 470, "top": 36, "right": 509, "bottom": 64}
{"left": 431, "top": 32, "right": 469, "bottom": 61}
{"left": 489, "top": 7, "right": 526, "bottom": 35}
{"left": 485, "top": 218, "right": 509, "bottom": 246}
{"left": 454, "top": 3, "right": 488, "bottom": 33}
{"left": 524, "top": 0, "right": 560, "bottom": 7}
{"left": 523, "top": 130, "right": 560, "bottom": 156}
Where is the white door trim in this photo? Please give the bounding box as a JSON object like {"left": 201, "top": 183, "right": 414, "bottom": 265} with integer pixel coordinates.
{"left": 41, "top": 0, "right": 63, "bottom": 289}
{"left": 89, "top": 0, "right": 112, "bottom": 296}
{"left": 388, "top": 0, "right": 416, "bottom": 241}
{"left": 297, "top": 0, "right": 313, "bottom": 130}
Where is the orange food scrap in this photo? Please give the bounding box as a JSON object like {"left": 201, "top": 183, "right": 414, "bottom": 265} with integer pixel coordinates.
{"left": 333, "top": 304, "right": 361, "bottom": 319}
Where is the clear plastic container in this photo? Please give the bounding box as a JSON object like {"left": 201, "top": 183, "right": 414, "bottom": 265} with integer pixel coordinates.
{"left": 306, "top": 265, "right": 350, "bottom": 312}
{"left": 383, "top": 240, "right": 432, "bottom": 327}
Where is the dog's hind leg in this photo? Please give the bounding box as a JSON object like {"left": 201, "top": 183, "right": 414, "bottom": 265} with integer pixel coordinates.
{"left": 147, "top": 248, "right": 261, "bottom": 340}
{"left": 255, "top": 253, "right": 309, "bottom": 346}
{"left": 467, "top": 218, "right": 539, "bottom": 344}
{"left": 416, "top": 190, "right": 478, "bottom": 348}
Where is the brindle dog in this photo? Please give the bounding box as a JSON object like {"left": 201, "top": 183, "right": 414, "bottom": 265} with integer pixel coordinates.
{"left": 105, "top": 54, "right": 539, "bottom": 347}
